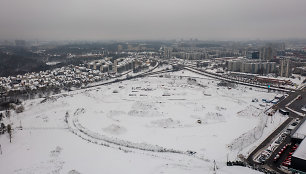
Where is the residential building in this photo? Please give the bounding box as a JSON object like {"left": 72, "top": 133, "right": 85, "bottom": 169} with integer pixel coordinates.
{"left": 280, "top": 58, "right": 292, "bottom": 77}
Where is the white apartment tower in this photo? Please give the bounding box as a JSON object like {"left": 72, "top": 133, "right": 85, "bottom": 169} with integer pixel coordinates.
{"left": 280, "top": 59, "right": 292, "bottom": 77}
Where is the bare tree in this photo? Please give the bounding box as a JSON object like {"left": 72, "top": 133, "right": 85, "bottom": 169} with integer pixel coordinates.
{"left": 7, "top": 124, "right": 12, "bottom": 143}
{"left": 65, "top": 111, "right": 69, "bottom": 123}
{"left": 0, "top": 123, "right": 5, "bottom": 134}
{"left": 16, "top": 105, "right": 25, "bottom": 113}
{"left": 5, "top": 110, "right": 10, "bottom": 119}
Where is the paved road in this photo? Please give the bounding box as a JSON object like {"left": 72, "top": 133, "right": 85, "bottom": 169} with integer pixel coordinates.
{"left": 246, "top": 118, "right": 293, "bottom": 172}
{"left": 288, "top": 92, "right": 306, "bottom": 114}
{"left": 247, "top": 87, "right": 305, "bottom": 174}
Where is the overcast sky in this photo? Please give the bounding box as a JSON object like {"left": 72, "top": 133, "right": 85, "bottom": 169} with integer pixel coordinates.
{"left": 0, "top": 0, "right": 306, "bottom": 41}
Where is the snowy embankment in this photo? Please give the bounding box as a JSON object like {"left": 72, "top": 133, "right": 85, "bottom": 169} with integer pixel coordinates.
{"left": 229, "top": 111, "right": 287, "bottom": 159}
{"left": 228, "top": 113, "right": 268, "bottom": 152}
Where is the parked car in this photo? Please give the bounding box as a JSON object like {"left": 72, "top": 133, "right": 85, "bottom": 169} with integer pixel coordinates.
{"left": 291, "top": 122, "right": 298, "bottom": 126}
{"left": 273, "top": 154, "right": 280, "bottom": 162}
{"left": 285, "top": 130, "right": 291, "bottom": 134}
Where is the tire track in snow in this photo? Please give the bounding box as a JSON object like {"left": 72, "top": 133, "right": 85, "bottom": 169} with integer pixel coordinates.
{"left": 66, "top": 109, "right": 210, "bottom": 163}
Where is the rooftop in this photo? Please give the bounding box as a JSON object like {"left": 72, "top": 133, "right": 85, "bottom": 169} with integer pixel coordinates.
{"left": 292, "top": 119, "right": 306, "bottom": 140}
{"left": 293, "top": 138, "right": 306, "bottom": 160}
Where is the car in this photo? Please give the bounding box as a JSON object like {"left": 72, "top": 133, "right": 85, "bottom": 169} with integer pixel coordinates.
{"left": 282, "top": 162, "right": 289, "bottom": 166}
{"left": 258, "top": 156, "right": 267, "bottom": 163}
{"left": 270, "top": 145, "right": 279, "bottom": 152}
{"left": 261, "top": 150, "right": 272, "bottom": 159}
{"left": 275, "top": 139, "right": 282, "bottom": 144}
{"left": 285, "top": 130, "right": 291, "bottom": 134}
{"left": 291, "top": 122, "right": 298, "bottom": 126}
{"left": 279, "top": 109, "right": 289, "bottom": 115}
{"left": 274, "top": 154, "right": 280, "bottom": 162}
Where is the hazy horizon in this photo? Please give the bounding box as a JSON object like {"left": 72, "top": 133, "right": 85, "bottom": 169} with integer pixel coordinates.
{"left": 1, "top": 0, "right": 306, "bottom": 41}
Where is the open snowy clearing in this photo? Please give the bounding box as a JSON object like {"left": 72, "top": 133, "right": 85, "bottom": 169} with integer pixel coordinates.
{"left": 0, "top": 70, "right": 288, "bottom": 174}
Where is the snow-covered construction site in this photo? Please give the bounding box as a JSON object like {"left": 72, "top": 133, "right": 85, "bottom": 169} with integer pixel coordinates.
{"left": 0, "top": 70, "right": 289, "bottom": 174}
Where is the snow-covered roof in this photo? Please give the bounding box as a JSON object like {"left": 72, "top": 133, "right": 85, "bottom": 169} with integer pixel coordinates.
{"left": 292, "top": 119, "right": 306, "bottom": 140}
{"left": 293, "top": 138, "right": 306, "bottom": 160}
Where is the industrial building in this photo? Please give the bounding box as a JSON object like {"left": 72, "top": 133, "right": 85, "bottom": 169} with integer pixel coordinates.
{"left": 291, "top": 118, "right": 306, "bottom": 172}
{"left": 254, "top": 76, "right": 293, "bottom": 86}
{"left": 291, "top": 138, "right": 306, "bottom": 172}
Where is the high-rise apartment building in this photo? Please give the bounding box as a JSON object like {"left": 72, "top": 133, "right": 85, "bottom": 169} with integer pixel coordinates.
{"left": 227, "top": 60, "right": 276, "bottom": 74}
{"left": 164, "top": 47, "right": 173, "bottom": 58}
{"left": 280, "top": 59, "right": 292, "bottom": 77}
{"left": 260, "top": 46, "right": 276, "bottom": 60}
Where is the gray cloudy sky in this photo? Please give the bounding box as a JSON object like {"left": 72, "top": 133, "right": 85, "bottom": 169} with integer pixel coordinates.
{"left": 0, "top": 0, "right": 306, "bottom": 41}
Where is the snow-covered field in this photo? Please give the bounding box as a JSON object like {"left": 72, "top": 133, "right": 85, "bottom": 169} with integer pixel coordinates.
{"left": 0, "top": 70, "right": 288, "bottom": 174}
